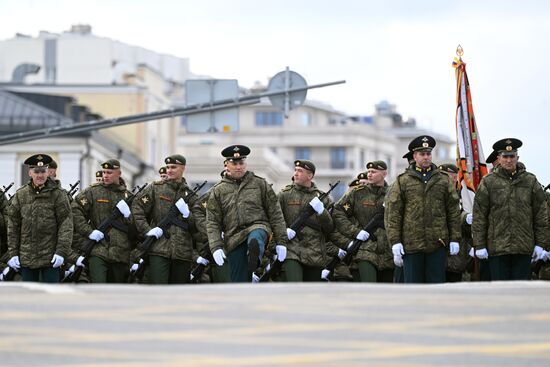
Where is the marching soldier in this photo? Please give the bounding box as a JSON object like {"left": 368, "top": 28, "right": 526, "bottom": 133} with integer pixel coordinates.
{"left": 385, "top": 136, "right": 462, "bottom": 283}
{"left": 7, "top": 154, "right": 73, "bottom": 282}
{"left": 472, "top": 138, "right": 549, "bottom": 280}
{"left": 72, "top": 159, "right": 133, "bottom": 283}
{"left": 333, "top": 161, "right": 391, "bottom": 282}
{"left": 206, "top": 145, "right": 287, "bottom": 282}
{"left": 132, "top": 154, "right": 198, "bottom": 284}
{"left": 95, "top": 170, "right": 103, "bottom": 183}
{"left": 278, "top": 160, "right": 334, "bottom": 281}
{"left": 158, "top": 166, "right": 168, "bottom": 181}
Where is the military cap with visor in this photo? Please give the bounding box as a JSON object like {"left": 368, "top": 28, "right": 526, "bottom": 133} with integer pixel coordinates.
{"left": 158, "top": 166, "right": 167, "bottom": 175}
{"left": 486, "top": 150, "right": 499, "bottom": 164}
{"left": 493, "top": 138, "right": 522, "bottom": 157}
{"left": 294, "top": 159, "right": 316, "bottom": 175}
{"left": 24, "top": 154, "right": 53, "bottom": 168}
{"left": 366, "top": 160, "right": 388, "bottom": 170}
{"left": 101, "top": 159, "right": 120, "bottom": 170}
{"left": 221, "top": 145, "right": 250, "bottom": 161}
{"left": 164, "top": 154, "right": 186, "bottom": 165}
{"left": 95, "top": 170, "right": 103, "bottom": 178}
{"left": 408, "top": 135, "right": 436, "bottom": 152}
{"left": 348, "top": 178, "right": 360, "bottom": 187}
{"left": 357, "top": 172, "right": 368, "bottom": 180}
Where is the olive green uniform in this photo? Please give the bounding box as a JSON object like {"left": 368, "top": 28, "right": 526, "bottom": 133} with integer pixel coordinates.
{"left": 385, "top": 165, "right": 462, "bottom": 283}
{"left": 7, "top": 178, "right": 73, "bottom": 282}
{"left": 278, "top": 182, "right": 334, "bottom": 281}
{"left": 132, "top": 179, "right": 198, "bottom": 284}
{"left": 333, "top": 183, "right": 391, "bottom": 282}
{"left": 72, "top": 181, "right": 134, "bottom": 283}
{"left": 206, "top": 171, "right": 287, "bottom": 282}
{"left": 472, "top": 163, "right": 549, "bottom": 280}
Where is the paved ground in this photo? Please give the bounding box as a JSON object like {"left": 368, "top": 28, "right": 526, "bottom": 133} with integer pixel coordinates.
{"left": 1, "top": 281, "right": 550, "bottom": 366}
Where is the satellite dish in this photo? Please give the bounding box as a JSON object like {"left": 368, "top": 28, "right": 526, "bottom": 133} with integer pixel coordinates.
{"left": 267, "top": 67, "right": 307, "bottom": 117}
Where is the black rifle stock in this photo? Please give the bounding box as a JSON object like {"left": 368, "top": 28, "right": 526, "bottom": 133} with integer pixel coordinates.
{"left": 128, "top": 180, "right": 207, "bottom": 283}
{"left": 2, "top": 182, "right": 14, "bottom": 200}
{"left": 67, "top": 180, "right": 80, "bottom": 199}
{"left": 62, "top": 183, "right": 148, "bottom": 283}
{"left": 189, "top": 244, "right": 213, "bottom": 283}
{"left": 259, "top": 181, "right": 340, "bottom": 282}
{"left": 323, "top": 211, "right": 385, "bottom": 280}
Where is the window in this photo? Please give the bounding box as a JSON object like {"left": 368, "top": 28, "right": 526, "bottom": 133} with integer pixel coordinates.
{"left": 301, "top": 112, "right": 312, "bottom": 126}
{"left": 255, "top": 111, "right": 283, "bottom": 126}
{"left": 295, "top": 147, "right": 311, "bottom": 160}
{"left": 330, "top": 147, "right": 346, "bottom": 169}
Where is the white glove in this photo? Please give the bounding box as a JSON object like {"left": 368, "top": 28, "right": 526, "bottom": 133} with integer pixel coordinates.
{"left": 1, "top": 266, "right": 11, "bottom": 280}
{"left": 338, "top": 248, "right": 347, "bottom": 260}
{"left": 276, "top": 245, "right": 287, "bottom": 262}
{"left": 542, "top": 250, "right": 550, "bottom": 262}
{"left": 116, "top": 199, "right": 131, "bottom": 218}
{"left": 175, "top": 198, "right": 190, "bottom": 218}
{"left": 213, "top": 249, "right": 226, "bottom": 266}
{"left": 252, "top": 272, "right": 260, "bottom": 283}
{"left": 146, "top": 227, "right": 163, "bottom": 239}
{"left": 130, "top": 258, "right": 144, "bottom": 273}
{"left": 532, "top": 245, "right": 545, "bottom": 262}
{"left": 51, "top": 254, "right": 64, "bottom": 268}
{"left": 392, "top": 243, "right": 404, "bottom": 267}
{"left": 449, "top": 242, "right": 460, "bottom": 256}
{"left": 286, "top": 228, "right": 296, "bottom": 240}
{"left": 468, "top": 247, "right": 475, "bottom": 258}
{"left": 76, "top": 256, "right": 86, "bottom": 268}
{"left": 475, "top": 248, "right": 489, "bottom": 259}
{"left": 88, "top": 229, "right": 105, "bottom": 242}
{"left": 221, "top": 232, "right": 225, "bottom": 240}
{"left": 7, "top": 255, "right": 20, "bottom": 270}
{"left": 321, "top": 269, "right": 330, "bottom": 280}
{"left": 309, "top": 196, "right": 324, "bottom": 215}
{"left": 196, "top": 256, "right": 209, "bottom": 266}
{"left": 64, "top": 265, "right": 76, "bottom": 278}
{"left": 465, "top": 213, "right": 473, "bottom": 225}
{"left": 356, "top": 230, "right": 370, "bottom": 241}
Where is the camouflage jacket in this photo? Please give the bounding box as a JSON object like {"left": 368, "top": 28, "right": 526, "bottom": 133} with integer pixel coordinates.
{"left": 206, "top": 171, "right": 287, "bottom": 254}
{"left": 191, "top": 189, "right": 214, "bottom": 257}
{"left": 132, "top": 178, "right": 199, "bottom": 262}
{"left": 472, "top": 164, "right": 549, "bottom": 255}
{"left": 7, "top": 178, "right": 73, "bottom": 268}
{"left": 0, "top": 193, "right": 8, "bottom": 255}
{"left": 72, "top": 181, "right": 134, "bottom": 264}
{"left": 385, "top": 165, "right": 462, "bottom": 254}
{"left": 277, "top": 182, "right": 334, "bottom": 267}
{"left": 333, "top": 183, "right": 392, "bottom": 270}
{"left": 447, "top": 211, "right": 472, "bottom": 273}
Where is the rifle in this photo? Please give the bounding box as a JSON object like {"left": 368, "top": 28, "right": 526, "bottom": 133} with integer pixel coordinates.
{"left": 2, "top": 182, "right": 14, "bottom": 200}
{"left": 544, "top": 183, "right": 550, "bottom": 192}
{"left": 259, "top": 181, "right": 340, "bottom": 282}
{"left": 189, "top": 244, "right": 213, "bottom": 283}
{"left": 67, "top": 180, "right": 80, "bottom": 200}
{"left": 61, "top": 182, "right": 148, "bottom": 283}
{"left": 322, "top": 210, "right": 385, "bottom": 281}
{"left": 128, "top": 180, "right": 207, "bottom": 283}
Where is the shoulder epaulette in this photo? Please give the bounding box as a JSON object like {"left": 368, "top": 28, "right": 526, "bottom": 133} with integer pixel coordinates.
{"left": 281, "top": 184, "right": 293, "bottom": 192}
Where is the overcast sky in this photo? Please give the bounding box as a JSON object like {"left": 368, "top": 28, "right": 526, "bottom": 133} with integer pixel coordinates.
{"left": 1, "top": 0, "right": 549, "bottom": 184}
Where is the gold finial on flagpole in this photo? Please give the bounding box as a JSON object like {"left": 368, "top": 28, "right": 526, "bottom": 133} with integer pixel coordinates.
{"left": 456, "top": 44, "right": 464, "bottom": 57}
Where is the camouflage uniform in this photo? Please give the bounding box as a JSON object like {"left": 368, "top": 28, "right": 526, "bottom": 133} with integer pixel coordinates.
{"left": 7, "top": 178, "right": 73, "bottom": 281}
{"left": 472, "top": 163, "right": 549, "bottom": 280}
{"left": 539, "top": 191, "right": 550, "bottom": 280}
{"left": 385, "top": 165, "right": 461, "bottom": 283}
{"left": 72, "top": 180, "right": 134, "bottom": 283}
{"left": 277, "top": 182, "right": 334, "bottom": 281}
{"left": 132, "top": 178, "right": 199, "bottom": 284}
{"left": 206, "top": 171, "right": 287, "bottom": 282}
{"left": 333, "top": 183, "right": 392, "bottom": 282}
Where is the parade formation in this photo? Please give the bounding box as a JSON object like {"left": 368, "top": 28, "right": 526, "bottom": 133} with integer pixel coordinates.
{"left": 1, "top": 135, "right": 548, "bottom": 285}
